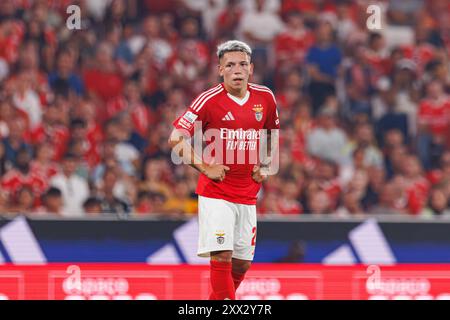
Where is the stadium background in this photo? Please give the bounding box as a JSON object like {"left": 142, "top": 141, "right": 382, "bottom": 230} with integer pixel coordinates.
{"left": 0, "top": 0, "right": 450, "bottom": 300}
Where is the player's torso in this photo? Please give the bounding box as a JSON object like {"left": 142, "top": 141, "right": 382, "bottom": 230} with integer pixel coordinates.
{"left": 202, "top": 88, "right": 269, "bottom": 170}
{"left": 205, "top": 89, "right": 267, "bottom": 131}
{"left": 195, "top": 85, "right": 274, "bottom": 204}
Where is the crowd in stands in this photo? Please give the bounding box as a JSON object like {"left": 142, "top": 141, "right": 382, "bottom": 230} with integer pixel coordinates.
{"left": 0, "top": 0, "right": 449, "bottom": 218}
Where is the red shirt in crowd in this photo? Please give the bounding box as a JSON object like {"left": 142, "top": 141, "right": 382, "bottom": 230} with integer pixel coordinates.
{"left": 106, "top": 96, "right": 154, "bottom": 137}
{"left": 406, "top": 177, "right": 430, "bottom": 215}
{"left": 418, "top": 97, "right": 450, "bottom": 137}
{"left": 1, "top": 168, "right": 47, "bottom": 200}
{"left": 277, "top": 198, "right": 303, "bottom": 214}
{"left": 26, "top": 125, "right": 70, "bottom": 161}
{"left": 83, "top": 69, "right": 124, "bottom": 103}
{"left": 275, "top": 29, "right": 314, "bottom": 66}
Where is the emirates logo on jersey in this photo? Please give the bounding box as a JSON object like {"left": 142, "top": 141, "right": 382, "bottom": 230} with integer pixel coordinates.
{"left": 253, "top": 104, "right": 263, "bottom": 122}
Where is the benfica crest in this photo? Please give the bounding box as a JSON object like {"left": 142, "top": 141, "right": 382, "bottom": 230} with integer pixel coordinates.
{"left": 253, "top": 104, "right": 263, "bottom": 122}
{"left": 216, "top": 232, "right": 225, "bottom": 244}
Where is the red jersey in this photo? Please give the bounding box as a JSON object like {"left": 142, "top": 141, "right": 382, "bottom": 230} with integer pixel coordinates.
{"left": 405, "top": 177, "right": 430, "bottom": 215}
{"left": 106, "top": 96, "right": 154, "bottom": 137}
{"left": 1, "top": 168, "right": 47, "bottom": 199}
{"left": 83, "top": 69, "right": 124, "bottom": 103}
{"left": 27, "top": 125, "right": 70, "bottom": 161}
{"left": 173, "top": 83, "right": 280, "bottom": 205}
{"left": 277, "top": 198, "right": 303, "bottom": 215}
{"left": 418, "top": 98, "right": 450, "bottom": 137}
{"left": 275, "top": 30, "right": 314, "bottom": 66}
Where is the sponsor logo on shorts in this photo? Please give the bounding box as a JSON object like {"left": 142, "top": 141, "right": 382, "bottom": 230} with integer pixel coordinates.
{"left": 215, "top": 232, "right": 225, "bottom": 245}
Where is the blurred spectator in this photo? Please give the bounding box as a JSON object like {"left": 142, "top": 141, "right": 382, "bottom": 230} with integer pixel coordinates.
{"left": 361, "top": 166, "right": 387, "bottom": 211}
{"left": 16, "top": 41, "right": 52, "bottom": 106}
{"left": 103, "top": 0, "right": 131, "bottom": 30}
{"left": 339, "top": 146, "right": 368, "bottom": 186}
{"left": 83, "top": 42, "right": 124, "bottom": 119}
{"left": 425, "top": 59, "right": 450, "bottom": 91}
{"left": 133, "top": 15, "right": 174, "bottom": 70}
{"left": 48, "top": 48, "right": 84, "bottom": 97}
{"left": 30, "top": 141, "right": 58, "bottom": 181}
{"left": 258, "top": 192, "right": 279, "bottom": 214}
{"left": 28, "top": 100, "right": 70, "bottom": 161}
{"left": 420, "top": 187, "right": 450, "bottom": 217}
{"left": 370, "top": 181, "right": 407, "bottom": 215}
{"left": 1, "top": 147, "right": 46, "bottom": 203}
{"left": 68, "top": 117, "right": 100, "bottom": 170}
{"left": 343, "top": 44, "right": 375, "bottom": 118}
{"left": 198, "top": 0, "right": 226, "bottom": 40}
{"left": 428, "top": 151, "right": 450, "bottom": 185}
{"left": 238, "top": 0, "right": 285, "bottom": 67}
{"left": 35, "top": 187, "right": 64, "bottom": 216}
{"left": 335, "top": 0, "right": 358, "bottom": 44}
{"left": 363, "top": 32, "right": 389, "bottom": 80}
{"left": 83, "top": 196, "right": 103, "bottom": 217}
{"left": 306, "top": 21, "right": 342, "bottom": 114}
{"left": 307, "top": 190, "right": 332, "bottom": 215}
{"left": 348, "top": 123, "right": 384, "bottom": 168}
{"left": 91, "top": 138, "right": 125, "bottom": 184}
{"left": 96, "top": 168, "right": 131, "bottom": 218}
{"left": 417, "top": 79, "right": 450, "bottom": 170}
{"left": 163, "top": 179, "right": 198, "bottom": 215}
{"left": 9, "top": 186, "right": 35, "bottom": 214}
{"left": 0, "top": 140, "right": 8, "bottom": 176}
{"left": 375, "top": 96, "right": 409, "bottom": 147}
{"left": 138, "top": 157, "right": 172, "bottom": 200}
{"left": 306, "top": 106, "right": 348, "bottom": 165}
{"left": 390, "top": 60, "right": 420, "bottom": 135}
{"left": 12, "top": 71, "right": 42, "bottom": 129}
{"left": 385, "top": 143, "right": 409, "bottom": 179}
{"left": 50, "top": 153, "right": 89, "bottom": 217}
{"left": 276, "top": 178, "right": 303, "bottom": 214}
{"left": 168, "top": 38, "right": 209, "bottom": 92}
{"left": 134, "top": 190, "right": 153, "bottom": 215}
{"left": 216, "top": 0, "right": 243, "bottom": 39}
{"left": 106, "top": 80, "right": 153, "bottom": 139}
{"left": 336, "top": 189, "right": 365, "bottom": 217}
{"left": 396, "top": 154, "right": 430, "bottom": 214}
{"left": 309, "top": 159, "right": 342, "bottom": 212}
{"left": 274, "top": 11, "right": 314, "bottom": 74}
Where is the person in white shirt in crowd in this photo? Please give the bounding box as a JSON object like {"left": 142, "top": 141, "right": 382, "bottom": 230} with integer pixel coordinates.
{"left": 50, "top": 153, "right": 89, "bottom": 217}
{"left": 306, "top": 105, "right": 349, "bottom": 166}
{"left": 238, "top": 0, "right": 285, "bottom": 68}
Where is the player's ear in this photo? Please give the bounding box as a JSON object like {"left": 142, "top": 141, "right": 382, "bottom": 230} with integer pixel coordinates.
{"left": 249, "top": 62, "right": 254, "bottom": 76}
{"left": 218, "top": 63, "right": 224, "bottom": 77}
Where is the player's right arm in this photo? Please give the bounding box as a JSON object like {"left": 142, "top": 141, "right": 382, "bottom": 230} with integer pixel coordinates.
{"left": 168, "top": 86, "right": 229, "bottom": 182}
{"left": 168, "top": 129, "right": 229, "bottom": 182}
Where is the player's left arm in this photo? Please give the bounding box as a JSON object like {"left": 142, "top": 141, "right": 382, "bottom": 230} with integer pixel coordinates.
{"left": 252, "top": 91, "right": 280, "bottom": 183}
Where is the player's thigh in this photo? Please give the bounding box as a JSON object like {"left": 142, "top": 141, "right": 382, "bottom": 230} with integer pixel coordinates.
{"left": 232, "top": 203, "right": 257, "bottom": 261}
{"left": 197, "top": 196, "right": 236, "bottom": 257}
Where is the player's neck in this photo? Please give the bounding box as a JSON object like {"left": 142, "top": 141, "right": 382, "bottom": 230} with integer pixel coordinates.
{"left": 224, "top": 83, "right": 248, "bottom": 99}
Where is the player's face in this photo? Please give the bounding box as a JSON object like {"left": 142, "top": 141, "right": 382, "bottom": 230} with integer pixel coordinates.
{"left": 219, "top": 51, "right": 253, "bottom": 95}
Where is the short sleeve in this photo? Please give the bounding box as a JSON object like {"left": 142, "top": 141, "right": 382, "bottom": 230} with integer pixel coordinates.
{"left": 264, "top": 91, "right": 280, "bottom": 130}
{"left": 172, "top": 96, "right": 209, "bottom": 137}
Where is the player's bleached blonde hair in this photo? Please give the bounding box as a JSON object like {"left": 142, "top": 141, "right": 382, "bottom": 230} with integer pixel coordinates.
{"left": 217, "top": 40, "right": 252, "bottom": 60}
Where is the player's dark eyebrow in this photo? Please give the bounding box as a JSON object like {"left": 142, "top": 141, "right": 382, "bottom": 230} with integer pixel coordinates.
{"left": 225, "top": 61, "right": 249, "bottom": 66}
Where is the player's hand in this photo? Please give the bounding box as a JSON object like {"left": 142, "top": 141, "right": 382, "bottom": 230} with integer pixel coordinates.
{"left": 252, "top": 165, "right": 267, "bottom": 183}
{"left": 203, "top": 164, "right": 230, "bottom": 182}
